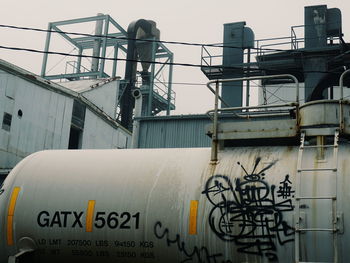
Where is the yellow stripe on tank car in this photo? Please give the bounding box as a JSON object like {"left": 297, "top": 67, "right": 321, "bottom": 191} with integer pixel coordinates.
{"left": 189, "top": 200, "right": 199, "bottom": 235}
{"left": 86, "top": 200, "right": 96, "bottom": 232}
{"left": 7, "top": 187, "right": 21, "bottom": 246}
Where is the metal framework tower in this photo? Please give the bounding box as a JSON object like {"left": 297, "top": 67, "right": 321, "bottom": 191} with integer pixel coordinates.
{"left": 40, "top": 14, "right": 175, "bottom": 129}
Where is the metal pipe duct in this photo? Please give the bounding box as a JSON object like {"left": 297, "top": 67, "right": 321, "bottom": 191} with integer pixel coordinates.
{"left": 120, "top": 19, "right": 159, "bottom": 130}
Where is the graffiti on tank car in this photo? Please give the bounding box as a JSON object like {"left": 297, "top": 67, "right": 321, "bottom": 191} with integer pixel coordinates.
{"left": 202, "top": 157, "right": 294, "bottom": 261}
{"left": 154, "top": 221, "right": 232, "bottom": 263}
{"left": 0, "top": 183, "right": 4, "bottom": 195}
{"left": 277, "top": 174, "right": 295, "bottom": 199}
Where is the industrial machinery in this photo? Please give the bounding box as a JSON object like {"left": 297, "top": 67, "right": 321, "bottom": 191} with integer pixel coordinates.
{"left": 1, "top": 71, "right": 350, "bottom": 263}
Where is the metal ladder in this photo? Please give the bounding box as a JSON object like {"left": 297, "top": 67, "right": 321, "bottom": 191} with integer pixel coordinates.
{"left": 294, "top": 130, "right": 339, "bottom": 263}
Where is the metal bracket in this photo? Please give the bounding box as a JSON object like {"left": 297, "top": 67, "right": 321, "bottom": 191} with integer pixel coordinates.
{"left": 337, "top": 212, "right": 344, "bottom": 234}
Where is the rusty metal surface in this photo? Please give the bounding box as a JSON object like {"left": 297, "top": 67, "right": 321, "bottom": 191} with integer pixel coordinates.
{"left": 210, "top": 119, "right": 298, "bottom": 140}
{"left": 0, "top": 144, "right": 348, "bottom": 262}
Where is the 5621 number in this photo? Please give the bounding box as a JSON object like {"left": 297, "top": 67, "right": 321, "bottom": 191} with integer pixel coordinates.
{"left": 94, "top": 212, "right": 140, "bottom": 229}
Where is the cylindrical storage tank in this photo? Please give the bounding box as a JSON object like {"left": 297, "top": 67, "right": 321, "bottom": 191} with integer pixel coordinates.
{"left": 0, "top": 146, "right": 349, "bottom": 262}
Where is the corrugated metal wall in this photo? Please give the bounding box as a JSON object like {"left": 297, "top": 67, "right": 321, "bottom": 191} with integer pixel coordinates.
{"left": 0, "top": 66, "right": 131, "bottom": 171}
{"left": 138, "top": 115, "right": 212, "bottom": 148}
{"left": 0, "top": 70, "right": 73, "bottom": 169}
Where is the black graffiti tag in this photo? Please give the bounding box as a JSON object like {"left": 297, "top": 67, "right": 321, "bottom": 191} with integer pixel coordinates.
{"left": 0, "top": 183, "right": 4, "bottom": 195}
{"left": 154, "top": 221, "right": 232, "bottom": 263}
{"left": 277, "top": 174, "right": 295, "bottom": 199}
{"left": 202, "top": 157, "right": 294, "bottom": 261}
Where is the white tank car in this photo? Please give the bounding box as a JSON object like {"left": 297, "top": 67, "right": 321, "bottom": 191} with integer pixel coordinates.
{"left": 0, "top": 141, "right": 349, "bottom": 262}
{"left": 1, "top": 70, "right": 350, "bottom": 262}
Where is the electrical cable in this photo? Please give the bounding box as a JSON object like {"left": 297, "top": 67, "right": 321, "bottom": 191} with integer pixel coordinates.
{"left": 0, "top": 23, "right": 345, "bottom": 52}
{"left": 0, "top": 23, "right": 290, "bottom": 52}
{"left": 0, "top": 44, "right": 348, "bottom": 76}
{"left": 0, "top": 44, "right": 204, "bottom": 69}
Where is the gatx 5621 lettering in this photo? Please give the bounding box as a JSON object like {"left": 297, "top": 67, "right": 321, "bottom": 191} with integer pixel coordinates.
{"left": 37, "top": 210, "right": 140, "bottom": 229}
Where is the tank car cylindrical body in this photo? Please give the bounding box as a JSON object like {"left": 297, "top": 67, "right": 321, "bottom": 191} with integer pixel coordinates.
{"left": 0, "top": 145, "right": 349, "bottom": 262}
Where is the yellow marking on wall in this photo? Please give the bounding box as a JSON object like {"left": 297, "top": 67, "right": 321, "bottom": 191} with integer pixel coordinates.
{"left": 86, "top": 200, "right": 96, "bottom": 232}
{"left": 7, "top": 187, "right": 21, "bottom": 246}
{"left": 189, "top": 200, "right": 199, "bottom": 235}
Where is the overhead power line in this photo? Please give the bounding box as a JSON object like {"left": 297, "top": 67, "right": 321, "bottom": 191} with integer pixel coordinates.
{"left": 1, "top": 44, "right": 347, "bottom": 75}
{"left": 0, "top": 44, "right": 204, "bottom": 69}
{"left": 0, "top": 23, "right": 286, "bottom": 52}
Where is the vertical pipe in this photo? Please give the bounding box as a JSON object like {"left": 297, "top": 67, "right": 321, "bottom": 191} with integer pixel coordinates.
{"left": 91, "top": 14, "right": 104, "bottom": 77}
{"left": 112, "top": 44, "right": 119, "bottom": 78}
{"left": 211, "top": 81, "right": 219, "bottom": 162}
{"left": 245, "top": 48, "right": 251, "bottom": 107}
{"left": 131, "top": 90, "right": 142, "bottom": 148}
{"left": 339, "top": 69, "right": 350, "bottom": 131}
{"left": 76, "top": 48, "right": 82, "bottom": 74}
{"left": 148, "top": 37, "right": 156, "bottom": 116}
{"left": 41, "top": 23, "right": 52, "bottom": 77}
{"left": 167, "top": 54, "right": 174, "bottom": 115}
{"left": 99, "top": 15, "right": 109, "bottom": 78}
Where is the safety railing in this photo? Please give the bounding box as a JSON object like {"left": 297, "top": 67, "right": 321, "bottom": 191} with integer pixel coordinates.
{"left": 338, "top": 69, "right": 350, "bottom": 131}
{"left": 206, "top": 74, "right": 300, "bottom": 162}
{"left": 153, "top": 76, "right": 176, "bottom": 106}
{"left": 134, "top": 74, "right": 176, "bottom": 107}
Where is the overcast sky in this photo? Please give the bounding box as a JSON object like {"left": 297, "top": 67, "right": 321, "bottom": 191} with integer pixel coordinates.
{"left": 1, "top": 0, "right": 350, "bottom": 114}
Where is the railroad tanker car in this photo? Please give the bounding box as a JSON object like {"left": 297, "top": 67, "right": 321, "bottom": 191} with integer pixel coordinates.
{"left": 1, "top": 76, "right": 350, "bottom": 262}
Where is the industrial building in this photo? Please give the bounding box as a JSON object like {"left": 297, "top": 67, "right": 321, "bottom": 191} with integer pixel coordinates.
{"left": 0, "top": 15, "right": 175, "bottom": 183}
{"left": 2, "top": 5, "right": 350, "bottom": 262}
{"left": 0, "top": 59, "right": 131, "bottom": 183}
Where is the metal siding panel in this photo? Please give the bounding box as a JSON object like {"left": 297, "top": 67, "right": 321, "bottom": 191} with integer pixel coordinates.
{"left": 111, "top": 128, "right": 119, "bottom": 148}
{"left": 11, "top": 78, "right": 72, "bottom": 154}
{"left": 57, "top": 96, "right": 73, "bottom": 149}
{"left": 33, "top": 86, "right": 49, "bottom": 152}
{"left": 83, "top": 81, "right": 118, "bottom": 118}
{"left": 0, "top": 72, "right": 9, "bottom": 153}
{"left": 138, "top": 118, "right": 211, "bottom": 148}
{"left": 111, "top": 124, "right": 129, "bottom": 149}
{"left": 5, "top": 75, "right": 16, "bottom": 99}
{"left": 82, "top": 110, "right": 97, "bottom": 149}
{"left": 83, "top": 110, "right": 112, "bottom": 149}
{"left": 17, "top": 80, "right": 37, "bottom": 154}
{"left": 51, "top": 92, "right": 64, "bottom": 149}
{"left": 82, "top": 108, "right": 131, "bottom": 149}
{"left": 43, "top": 92, "right": 58, "bottom": 149}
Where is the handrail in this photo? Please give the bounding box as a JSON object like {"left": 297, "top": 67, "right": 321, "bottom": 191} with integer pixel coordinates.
{"left": 206, "top": 102, "right": 297, "bottom": 120}
{"left": 207, "top": 74, "right": 299, "bottom": 162}
{"left": 207, "top": 74, "right": 300, "bottom": 103}
{"left": 339, "top": 69, "right": 350, "bottom": 131}
{"left": 339, "top": 69, "right": 350, "bottom": 100}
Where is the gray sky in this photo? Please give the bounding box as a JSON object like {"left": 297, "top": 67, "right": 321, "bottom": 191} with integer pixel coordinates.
{"left": 1, "top": 0, "right": 350, "bottom": 114}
